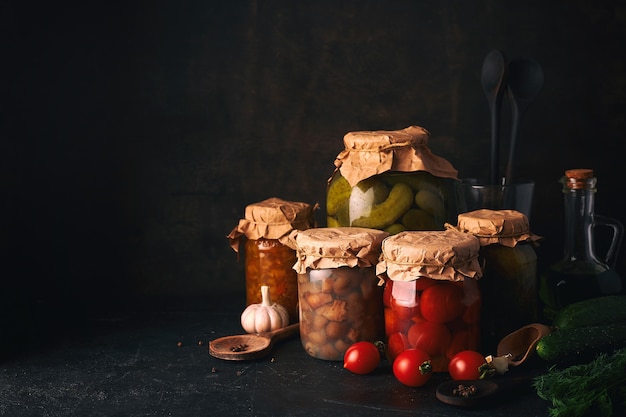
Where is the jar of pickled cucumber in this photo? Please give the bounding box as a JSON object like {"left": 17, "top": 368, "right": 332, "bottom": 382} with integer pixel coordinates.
{"left": 376, "top": 229, "right": 482, "bottom": 371}
{"left": 290, "top": 227, "right": 388, "bottom": 360}
{"left": 228, "top": 198, "right": 316, "bottom": 324}
{"left": 326, "top": 126, "right": 459, "bottom": 234}
{"left": 453, "top": 209, "right": 540, "bottom": 351}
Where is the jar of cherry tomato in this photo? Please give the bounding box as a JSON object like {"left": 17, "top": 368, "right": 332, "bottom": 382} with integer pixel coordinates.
{"left": 326, "top": 125, "right": 459, "bottom": 233}
{"left": 376, "top": 229, "right": 482, "bottom": 371}
{"left": 291, "top": 227, "right": 388, "bottom": 360}
{"left": 228, "top": 198, "right": 316, "bottom": 324}
{"left": 452, "top": 209, "right": 540, "bottom": 351}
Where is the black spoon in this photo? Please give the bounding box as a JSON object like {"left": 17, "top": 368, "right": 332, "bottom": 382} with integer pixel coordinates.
{"left": 505, "top": 57, "right": 544, "bottom": 184}
{"left": 480, "top": 49, "right": 507, "bottom": 185}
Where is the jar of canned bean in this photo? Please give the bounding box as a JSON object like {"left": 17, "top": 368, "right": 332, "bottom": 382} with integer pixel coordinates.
{"left": 228, "top": 198, "right": 316, "bottom": 324}
{"left": 290, "top": 227, "right": 388, "bottom": 360}
{"left": 452, "top": 209, "right": 540, "bottom": 351}
{"left": 326, "top": 125, "right": 459, "bottom": 233}
{"left": 376, "top": 229, "right": 482, "bottom": 371}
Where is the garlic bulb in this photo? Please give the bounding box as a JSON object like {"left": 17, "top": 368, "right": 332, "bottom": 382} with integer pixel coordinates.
{"left": 241, "top": 285, "right": 289, "bottom": 333}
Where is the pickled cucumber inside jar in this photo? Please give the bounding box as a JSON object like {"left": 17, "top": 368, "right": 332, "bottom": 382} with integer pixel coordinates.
{"left": 326, "top": 171, "right": 453, "bottom": 233}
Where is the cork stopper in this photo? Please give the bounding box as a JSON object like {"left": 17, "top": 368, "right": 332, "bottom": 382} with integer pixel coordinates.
{"left": 565, "top": 169, "right": 593, "bottom": 179}
{"left": 562, "top": 168, "right": 596, "bottom": 190}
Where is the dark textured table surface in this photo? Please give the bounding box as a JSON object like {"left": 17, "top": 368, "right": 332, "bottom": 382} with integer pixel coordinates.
{"left": 0, "top": 295, "right": 552, "bottom": 417}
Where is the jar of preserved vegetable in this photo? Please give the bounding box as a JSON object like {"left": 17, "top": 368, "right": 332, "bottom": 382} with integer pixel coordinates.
{"left": 452, "top": 209, "right": 540, "bottom": 352}
{"left": 228, "top": 198, "right": 316, "bottom": 324}
{"left": 376, "top": 229, "right": 482, "bottom": 371}
{"left": 326, "top": 126, "right": 459, "bottom": 234}
{"left": 290, "top": 227, "right": 388, "bottom": 360}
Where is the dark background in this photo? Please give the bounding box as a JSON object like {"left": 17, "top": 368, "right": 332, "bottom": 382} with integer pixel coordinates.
{"left": 2, "top": 1, "right": 625, "bottom": 346}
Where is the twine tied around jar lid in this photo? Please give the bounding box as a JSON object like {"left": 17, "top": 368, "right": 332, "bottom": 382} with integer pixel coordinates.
{"left": 289, "top": 227, "right": 389, "bottom": 274}
{"left": 450, "top": 209, "right": 542, "bottom": 248}
{"left": 375, "top": 229, "right": 482, "bottom": 284}
{"left": 331, "top": 125, "right": 459, "bottom": 187}
{"left": 227, "top": 198, "right": 317, "bottom": 254}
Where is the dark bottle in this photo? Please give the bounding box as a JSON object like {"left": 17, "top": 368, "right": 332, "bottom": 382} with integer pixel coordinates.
{"left": 539, "top": 169, "right": 623, "bottom": 318}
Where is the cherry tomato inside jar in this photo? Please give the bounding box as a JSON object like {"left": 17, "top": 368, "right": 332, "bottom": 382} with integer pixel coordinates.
{"left": 419, "top": 282, "right": 464, "bottom": 323}
{"left": 384, "top": 278, "right": 481, "bottom": 371}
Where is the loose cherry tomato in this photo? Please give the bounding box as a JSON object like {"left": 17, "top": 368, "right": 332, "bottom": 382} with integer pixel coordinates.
{"left": 343, "top": 341, "right": 381, "bottom": 375}
{"left": 419, "top": 282, "right": 464, "bottom": 323}
{"left": 407, "top": 320, "right": 451, "bottom": 357}
{"left": 448, "top": 350, "right": 487, "bottom": 380}
{"left": 392, "top": 348, "right": 433, "bottom": 387}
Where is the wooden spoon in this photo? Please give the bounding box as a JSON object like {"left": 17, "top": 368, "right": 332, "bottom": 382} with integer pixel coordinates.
{"left": 209, "top": 323, "right": 300, "bottom": 360}
{"left": 496, "top": 323, "right": 552, "bottom": 366}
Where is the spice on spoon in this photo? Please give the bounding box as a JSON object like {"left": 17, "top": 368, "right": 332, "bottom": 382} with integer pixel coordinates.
{"left": 230, "top": 343, "right": 249, "bottom": 352}
{"left": 453, "top": 384, "right": 478, "bottom": 398}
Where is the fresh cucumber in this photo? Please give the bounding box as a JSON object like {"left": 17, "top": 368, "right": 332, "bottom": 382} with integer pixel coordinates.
{"left": 552, "top": 295, "right": 626, "bottom": 329}
{"left": 536, "top": 322, "right": 626, "bottom": 365}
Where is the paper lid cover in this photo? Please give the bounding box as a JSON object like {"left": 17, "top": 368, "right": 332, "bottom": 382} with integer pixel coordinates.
{"left": 290, "top": 227, "right": 389, "bottom": 273}
{"left": 228, "top": 198, "right": 316, "bottom": 253}
{"left": 453, "top": 209, "right": 540, "bottom": 248}
{"left": 376, "top": 229, "right": 482, "bottom": 282}
{"left": 331, "top": 126, "right": 459, "bottom": 187}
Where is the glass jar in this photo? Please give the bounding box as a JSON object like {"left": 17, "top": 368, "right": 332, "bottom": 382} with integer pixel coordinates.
{"left": 244, "top": 238, "right": 299, "bottom": 322}
{"left": 228, "top": 198, "right": 316, "bottom": 324}
{"left": 376, "top": 229, "right": 482, "bottom": 371}
{"left": 326, "top": 126, "right": 459, "bottom": 233}
{"left": 539, "top": 169, "right": 623, "bottom": 319}
{"left": 453, "top": 209, "right": 540, "bottom": 352}
{"left": 291, "top": 227, "right": 388, "bottom": 360}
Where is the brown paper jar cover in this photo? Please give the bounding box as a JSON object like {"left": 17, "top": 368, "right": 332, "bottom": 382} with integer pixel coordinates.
{"left": 227, "top": 197, "right": 316, "bottom": 253}
{"left": 331, "top": 125, "right": 459, "bottom": 187}
{"left": 290, "top": 227, "right": 389, "bottom": 274}
{"left": 376, "top": 229, "right": 482, "bottom": 282}
{"left": 452, "top": 209, "right": 541, "bottom": 248}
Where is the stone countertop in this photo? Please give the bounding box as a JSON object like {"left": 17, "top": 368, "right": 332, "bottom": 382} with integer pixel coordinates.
{"left": 0, "top": 296, "right": 551, "bottom": 417}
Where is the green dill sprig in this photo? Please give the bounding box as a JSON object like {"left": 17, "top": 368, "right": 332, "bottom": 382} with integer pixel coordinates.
{"left": 532, "top": 347, "right": 626, "bottom": 417}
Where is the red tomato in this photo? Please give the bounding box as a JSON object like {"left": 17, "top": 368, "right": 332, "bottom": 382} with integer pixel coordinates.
{"left": 407, "top": 321, "right": 451, "bottom": 357}
{"left": 385, "top": 308, "right": 413, "bottom": 335}
{"left": 343, "top": 341, "right": 381, "bottom": 375}
{"left": 382, "top": 279, "right": 392, "bottom": 308}
{"left": 386, "top": 332, "right": 411, "bottom": 361}
{"left": 448, "top": 350, "right": 487, "bottom": 380}
{"left": 390, "top": 301, "right": 419, "bottom": 321}
{"left": 413, "top": 277, "right": 437, "bottom": 291}
{"left": 461, "top": 300, "right": 481, "bottom": 324}
{"left": 392, "top": 348, "right": 433, "bottom": 387}
{"left": 419, "top": 282, "right": 464, "bottom": 323}
{"left": 389, "top": 282, "right": 419, "bottom": 320}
